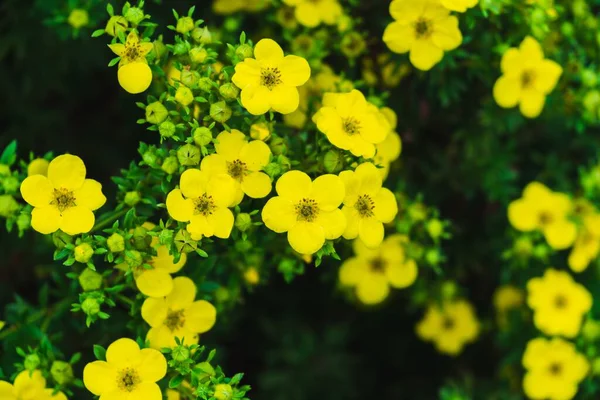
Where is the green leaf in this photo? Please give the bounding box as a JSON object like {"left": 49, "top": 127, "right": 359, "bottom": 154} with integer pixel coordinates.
{"left": 93, "top": 345, "right": 106, "bottom": 361}
{"left": 108, "top": 57, "right": 121, "bottom": 67}
{"left": 91, "top": 29, "right": 105, "bottom": 38}
{"left": 169, "top": 374, "right": 184, "bottom": 388}
{"left": 0, "top": 140, "right": 17, "bottom": 165}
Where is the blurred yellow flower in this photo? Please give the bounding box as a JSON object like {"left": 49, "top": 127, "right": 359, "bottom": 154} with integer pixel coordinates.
{"left": 282, "top": 0, "right": 342, "bottom": 28}
{"left": 374, "top": 107, "right": 402, "bottom": 179}
{"left": 244, "top": 267, "right": 260, "bottom": 285}
{"left": 493, "top": 285, "right": 524, "bottom": 327}
{"left": 568, "top": 213, "right": 600, "bottom": 272}
{"left": 27, "top": 158, "right": 49, "bottom": 177}
{"left": 440, "top": 0, "right": 478, "bottom": 12}
{"left": 0, "top": 370, "right": 68, "bottom": 400}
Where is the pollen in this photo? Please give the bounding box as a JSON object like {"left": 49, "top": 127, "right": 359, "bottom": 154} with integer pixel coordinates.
{"left": 342, "top": 117, "right": 361, "bottom": 135}
{"left": 295, "top": 198, "right": 319, "bottom": 222}
{"left": 116, "top": 368, "right": 141, "bottom": 392}
{"left": 194, "top": 194, "right": 216, "bottom": 216}
{"left": 51, "top": 188, "right": 76, "bottom": 212}
{"left": 164, "top": 309, "right": 186, "bottom": 331}
{"left": 260, "top": 67, "right": 283, "bottom": 90}
{"left": 354, "top": 194, "right": 375, "bottom": 218}
{"left": 227, "top": 159, "right": 248, "bottom": 181}
{"left": 414, "top": 18, "right": 432, "bottom": 39}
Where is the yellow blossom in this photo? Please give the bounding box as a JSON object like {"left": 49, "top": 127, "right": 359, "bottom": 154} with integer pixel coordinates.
{"left": 167, "top": 389, "right": 181, "bottom": 400}
{"left": 262, "top": 171, "right": 346, "bottom": 255}
{"left": 68, "top": 9, "right": 89, "bottom": 29}
{"left": 83, "top": 338, "right": 166, "bottom": 400}
{"left": 568, "top": 213, "right": 600, "bottom": 272}
{"left": 118, "top": 62, "right": 153, "bottom": 94}
{"left": 108, "top": 31, "right": 153, "bottom": 67}
{"left": 232, "top": 39, "right": 311, "bottom": 115}
{"left": 527, "top": 268, "right": 592, "bottom": 338}
{"left": 0, "top": 370, "right": 68, "bottom": 400}
{"left": 27, "top": 158, "right": 49, "bottom": 176}
{"left": 339, "top": 235, "right": 417, "bottom": 304}
{"left": 142, "top": 277, "right": 217, "bottom": 349}
{"left": 440, "top": 0, "right": 478, "bottom": 12}
{"left": 20, "top": 154, "right": 106, "bottom": 235}
{"left": 374, "top": 108, "right": 402, "bottom": 179}
{"left": 282, "top": 0, "right": 342, "bottom": 28}
{"left": 383, "top": 0, "right": 462, "bottom": 71}
{"left": 493, "top": 285, "right": 524, "bottom": 327}
{"left": 522, "top": 337, "right": 589, "bottom": 400}
{"left": 416, "top": 299, "right": 480, "bottom": 356}
{"left": 166, "top": 169, "right": 237, "bottom": 240}
{"left": 200, "top": 130, "right": 272, "bottom": 205}
{"left": 493, "top": 36, "right": 562, "bottom": 118}
{"left": 283, "top": 84, "right": 309, "bottom": 128}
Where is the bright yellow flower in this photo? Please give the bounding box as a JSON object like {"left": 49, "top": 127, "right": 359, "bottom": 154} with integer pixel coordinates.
{"left": 232, "top": 39, "right": 311, "bottom": 115}
{"left": 339, "top": 234, "right": 417, "bottom": 304}
{"left": 108, "top": 31, "right": 154, "bottom": 67}
{"left": 166, "top": 169, "right": 237, "bottom": 240}
{"left": 440, "top": 0, "right": 478, "bottom": 12}
{"left": 201, "top": 130, "right": 272, "bottom": 206}
{"left": 262, "top": 171, "right": 346, "bottom": 255}
{"left": 0, "top": 370, "right": 67, "bottom": 400}
{"left": 508, "top": 182, "right": 576, "bottom": 250}
{"left": 416, "top": 299, "right": 479, "bottom": 356}
{"left": 313, "top": 90, "right": 390, "bottom": 158}
{"left": 282, "top": 0, "right": 342, "bottom": 28}
{"left": 83, "top": 338, "right": 166, "bottom": 400}
{"left": 142, "top": 277, "right": 216, "bottom": 349}
{"left": 339, "top": 163, "right": 398, "bottom": 248}
{"left": 20, "top": 154, "right": 106, "bottom": 235}
{"left": 568, "top": 213, "right": 600, "bottom": 272}
{"left": 527, "top": 269, "right": 592, "bottom": 338}
{"left": 166, "top": 389, "right": 181, "bottom": 400}
{"left": 522, "top": 337, "right": 589, "bottom": 400}
{"left": 27, "top": 158, "right": 49, "bottom": 177}
{"left": 383, "top": 0, "right": 462, "bottom": 71}
{"left": 68, "top": 9, "right": 89, "bottom": 29}
{"left": 493, "top": 36, "right": 562, "bottom": 118}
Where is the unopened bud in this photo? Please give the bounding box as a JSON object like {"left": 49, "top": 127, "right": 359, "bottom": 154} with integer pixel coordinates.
{"left": 177, "top": 144, "right": 201, "bottom": 166}
{"left": 133, "top": 226, "right": 151, "bottom": 250}
{"left": 24, "top": 354, "right": 41, "bottom": 371}
{"left": 162, "top": 156, "right": 179, "bottom": 175}
{"left": 79, "top": 269, "right": 103, "bottom": 291}
{"left": 192, "top": 27, "right": 212, "bottom": 44}
{"left": 146, "top": 102, "right": 168, "bottom": 124}
{"left": 16, "top": 213, "right": 31, "bottom": 232}
{"left": 210, "top": 101, "right": 232, "bottom": 123}
{"left": 74, "top": 243, "right": 94, "bottom": 263}
{"left": 426, "top": 219, "right": 443, "bottom": 239}
{"left": 0, "top": 195, "right": 18, "bottom": 217}
{"left": 172, "top": 345, "right": 190, "bottom": 362}
{"left": 81, "top": 297, "right": 101, "bottom": 315}
{"left": 219, "top": 83, "right": 239, "bottom": 101}
{"left": 193, "top": 127, "right": 213, "bottom": 146}
{"left": 198, "top": 77, "right": 213, "bottom": 92}
{"left": 175, "top": 85, "right": 194, "bottom": 106}
{"left": 190, "top": 47, "right": 208, "bottom": 64}
{"left": 159, "top": 120, "right": 176, "bottom": 138}
{"left": 195, "top": 361, "right": 215, "bottom": 382}
{"left": 323, "top": 150, "right": 343, "bottom": 173}
{"left": 50, "top": 361, "right": 74, "bottom": 385}
{"left": 176, "top": 16, "right": 195, "bottom": 34}
{"left": 269, "top": 136, "right": 287, "bottom": 155}
{"left": 142, "top": 151, "right": 159, "bottom": 166}
{"left": 107, "top": 233, "right": 125, "bottom": 253}
{"left": 124, "top": 7, "right": 145, "bottom": 25}
{"left": 250, "top": 123, "right": 270, "bottom": 141}
{"left": 175, "top": 229, "right": 197, "bottom": 253}
{"left": 214, "top": 384, "right": 233, "bottom": 400}
{"left": 105, "top": 16, "right": 128, "bottom": 37}
{"left": 235, "top": 44, "right": 253, "bottom": 60}
{"left": 125, "top": 250, "right": 143, "bottom": 268}
{"left": 235, "top": 213, "right": 252, "bottom": 232}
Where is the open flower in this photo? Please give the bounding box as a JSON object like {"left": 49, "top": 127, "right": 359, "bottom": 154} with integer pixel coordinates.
{"left": 108, "top": 31, "right": 153, "bottom": 66}
{"left": 383, "top": 0, "right": 462, "bottom": 71}
{"left": 20, "top": 154, "right": 106, "bottom": 235}
{"left": 440, "top": 0, "right": 478, "bottom": 12}
{"left": 0, "top": 370, "right": 67, "bottom": 400}
{"left": 568, "top": 213, "right": 600, "bottom": 273}
{"left": 262, "top": 171, "right": 346, "bottom": 255}
{"left": 201, "top": 130, "right": 272, "bottom": 206}
{"left": 108, "top": 31, "right": 154, "bottom": 94}
{"left": 493, "top": 36, "right": 562, "bottom": 118}
{"left": 166, "top": 169, "right": 237, "bottom": 240}
{"left": 339, "top": 235, "right": 417, "bottom": 304}
{"left": 281, "top": 0, "right": 342, "bottom": 28}
{"left": 339, "top": 163, "right": 398, "bottom": 248}
{"left": 83, "top": 338, "right": 167, "bottom": 400}
{"left": 142, "top": 277, "right": 217, "bottom": 349}
{"left": 232, "top": 38, "right": 311, "bottom": 115}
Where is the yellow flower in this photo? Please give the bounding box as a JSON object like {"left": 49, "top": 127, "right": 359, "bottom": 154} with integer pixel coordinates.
{"left": 383, "top": 0, "right": 462, "bottom": 71}
{"left": 27, "top": 158, "right": 49, "bottom": 177}
{"left": 527, "top": 269, "right": 592, "bottom": 338}
{"left": 339, "top": 234, "right": 417, "bottom": 304}
{"left": 118, "top": 62, "right": 153, "bottom": 94}
{"left": 493, "top": 285, "right": 524, "bottom": 327}
{"left": 440, "top": 0, "right": 478, "bottom": 12}
{"left": 568, "top": 213, "right": 600, "bottom": 272}
{"left": 339, "top": 163, "right": 398, "bottom": 248}
{"left": 313, "top": 90, "right": 390, "bottom": 158}
{"left": 281, "top": 0, "right": 342, "bottom": 28}
{"left": 416, "top": 299, "right": 480, "bottom": 356}
{"left": 108, "top": 31, "right": 153, "bottom": 67}
{"left": 232, "top": 39, "right": 311, "bottom": 115}
{"left": 68, "top": 9, "right": 89, "bottom": 29}
{"left": 200, "top": 130, "right": 272, "bottom": 205}
{"left": 262, "top": 171, "right": 346, "bottom": 255}
{"left": 142, "top": 277, "right": 216, "bottom": 349}
{"left": 83, "top": 338, "right": 166, "bottom": 400}
{"left": 167, "top": 389, "right": 181, "bottom": 400}
{"left": 20, "top": 154, "right": 106, "bottom": 235}
{"left": 0, "top": 370, "right": 67, "bottom": 400}
{"left": 166, "top": 169, "right": 237, "bottom": 240}
{"left": 493, "top": 36, "right": 562, "bottom": 118}
{"left": 522, "top": 337, "right": 589, "bottom": 400}
{"left": 508, "top": 182, "right": 576, "bottom": 250}
{"left": 283, "top": 84, "right": 309, "bottom": 128}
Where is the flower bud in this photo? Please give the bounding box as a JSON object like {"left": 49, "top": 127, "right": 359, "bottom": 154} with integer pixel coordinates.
{"left": 81, "top": 297, "right": 101, "bottom": 315}
{"left": 214, "top": 384, "right": 233, "bottom": 400}
{"left": 0, "top": 195, "right": 18, "bottom": 217}
{"left": 235, "top": 213, "right": 252, "bottom": 232}
{"left": 189, "top": 47, "right": 209, "bottom": 64}
{"left": 27, "top": 158, "right": 49, "bottom": 176}
{"left": 142, "top": 151, "right": 159, "bottom": 166}
{"left": 219, "top": 83, "right": 240, "bottom": 101}
{"left": 441, "top": 281, "right": 458, "bottom": 300}
{"left": 181, "top": 69, "right": 201, "bottom": 89}
{"left": 175, "top": 229, "right": 197, "bottom": 253}
{"left": 192, "top": 27, "right": 212, "bottom": 44}
{"left": 173, "top": 43, "right": 187, "bottom": 55}
{"left": 214, "top": 287, "right": 230, "bottom": 303}
{"left": 244, "top": 267, "right": 260, "bottom": 285}
{"left": 0, "top": 165, "right": 9, "bottom": 176}
{"left": 172, "top": 345, "right": 190, "bottom": 362}
{"left": 158, "top": 228, "right": 174, "bottom": 246}
{"left": 426, "top": 219, "right": 444, "bottom": 239}
{"left": 514, "top": 237, "right": 533, "bottom": 257}
{"left": 250, "top": 123, "right": 270, "bottom": 141}
{"left": 125, "top": 250, "right": 143, "bottom": 268}
{"left": 68, "top": 9, "right": 89, "bottom": 29}
{"left": 593, "top": 358, "right": 600, "bottom": 376}
{"left": 124, "top": 191, "right": 141, "bottom": 207}
{"left": 263, "top": 162, "right": 282, "bottom": 178}
{"left": 235, "top": 44, "right": 254, "bottom": 60}
{"left": 162, "top": 156, "right": 179, "bottom": 175}
{"left": 146, "top": 102, "right": 168, "bottom": 124}
{"left": 582, "top": 69, "right": 598, "bottom": 87}
{"left": 195, "top": 361, "right": 215, "bottom": 383}
{"left": 175, "top": 85, "right": 194, "bottom": 106}
{"left": 51, "top": 361, "right": 74, "bottom": 385}
{"left": 193, "top": 127, "right": 213, "bottom": 146}
{"left": 159, "top": 120, "right": 176, "bottom": 138}
{"left": 323, "top": 150, "right": 343, "bottom": 173}
{"left": 24, "top": 354, "right": 41, "bottom": 371}
{"left": 425, "top": 249, "right": 441, "bottom": 265}
{"left": 107, "top": 233, "right": 125, "bottom": 253}
{"left": 210, "top": 101, "right": 232, "bottom": 123}
{"left": 79, "top": 269, "right": 103, "bottom": 291}
{"left": 408, "top": 203, "right": 427, "bottom": 221}
{"left": 105, "top": 15, "right": 128, "bottom": 37}
{"left": 176, "top": 16, "right": 195, "bottom": 34}
{"left": 2, "top": 176, "right": 19, "bottom": 193}
{"left": 74, "top": 243, "right": 94, "bottom": 263}
{"left": 198, "top": 77, "right": 213, "bottom": 92}
{"left": 153, "top": 40, "right": 167, "bottom": 60}
{"left": 133, "top": 226, "right": 151, "bottom": 250}
{"left": 177, "top": 144, "right": 201, "bottom": 166}
{"left": 269, "top": 136, "right": 287, "bottom": 155}
{"left": 16, "top": 213, "right": 31, "bottom": 232}
{"left": 337, "top": 14, "right": 352, "bottom": 32}
{"left": 583, "top": 319, "right": 600, "bottom": 341}
{"left": 561, "top": 22, "right": 574, "bottom": 37}
{"left": 124, "top": 7, "right": 145, "bottom": 25}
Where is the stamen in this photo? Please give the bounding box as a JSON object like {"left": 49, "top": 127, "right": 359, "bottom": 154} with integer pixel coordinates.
{"left": 414, "top": 18, "right": 432, "bottom": 39}
{"left": 261, "top": 67, "right": 282, "bottom": 90}
{"left": 354, "top": 194, "right": 375, "bottom": 218}
{"left": 164, "top": 309, "right": 186, "bottom": 331}
{"left": 116, "top": 368, "right": 140, "bottom": 392}
{"left": 227, "top": 159, "right": 248, "bottom": 181}
{"left": 194, "top": 194, "right": 216, "bottom": 216}
{"left": 295, "top": 198, "right": 319, "bottom": 222}
{"left": 370, "top": 258, "right": 386, "bottom": 273}
{"left": 51, "top": 188, "right": 76, "bottom": 213}
{"left": 342, "top": 117, "right": 361, "bottom": 135}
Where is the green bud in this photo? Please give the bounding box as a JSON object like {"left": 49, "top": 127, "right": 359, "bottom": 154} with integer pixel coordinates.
{"left": 514, "top": 237, "right": 533, "bottom": 257}
{"left": 146, "top": 102, "right": 168, "bottom": 124}
{"left": 323, "top": 150, "right": 343, "bottom": 173}
{"left": 198, "top": 77, "right": 213, "bottom": 92}
{"left": 124, "top": 7, "right": 145, "bottom": 25}
{"left": 124, "top": 191, "right": 141, "bottom": 207}
{"left": 79, "top": 268, "right": 103, "bottom": 291}
{"left": 263, "top": 162, "right": 282, "bottom": 178}
{"left": 105, "top": 15, "right": 128, "bottom": 37}
{"left": 74, "top": 243, "right": 94, "bottom": 263}
{"left": 278, "top": 155, "right": 291, "bottom": 171}
{"left": 162, "top": 156, "right": 179, "bottom": 175}
{"left": 583, "top": 90, "right": 600, "bottom": 116}
{"left": 153, "top": 40, "right": 167, "bottom": 60}
{"left": 159, "top": 120, "right": 176, "bottom": 138}
{"left": 81, "top": 297, "right": 101, "bottom": 316}
{"left": 224, "top": 17, "right": 240, "bottom": 32}
{"left": 408, "top": 203, "right": 427, "bottom": 221}
{"left": 582, "top": 319, "right": 600, "bottom": 341}
{"left": 107, "top": 233, "right": 125, "bottom": 253}
{"left": 235, "top": 213, "right": 252, "bottom": 232}
{"left": 425, "top": 248, "right": 441, "bottom": 265}
{"left": 572, "top": 0, "right": 588, "bottom": 17}
{"left": 158, "top": 228, "right": 174, "bottom": 246}
{"left": 214, "top": 384, "right": 233, "bottom": 400}
{"left": 269, "top": 136, "right": 287, "bottom": 156}
{"left": 195, "top": 361, "right": 215, "bottom": 383}
{"left": 561, "top": 22, "right": 574, "bottom": 37}
{"left": 593, "top": 358, "right": 600, "bottom": 375}
{"left": 176, "top": 16, "right": 195, "bottom": 34}
{"left": 193, "top": 127, "right": 213, "bottom": 146}
{"left": 531, "top": 8, "right": 546, "bottom": 25}
{"left": 16, "top": 213, "right": 31, "bottom": 232}
{"left": 235, "top": 44, "right": 253, "bottom": 60}
{"left": 214, "top": 287, "right": 230, "bottom": 303}
{"left": 210, "top": 101, "right": 232, "bottom": 123}
{"left": 173, "top": 43, "right": 187, "bottom": 55}
{"left": 189, "top": 47, "right": 209, "bottom": 64}
{"left": 582, "top": 69, "right": 598, "bottom": 87}
{"left": 24, "top": 354, "right": 41, "bottom": 371}
{"left": 2, "top": 176, "right": 19, "bottom": 193}
{"left": 0, "top": 165, "right": 9, "bottom": 175}
{"left": 441, "top": 281, "right": 458, "bottom": 300}
{"left": 235, "top": 239, "right": 252, "bottom": 252}
{"left": 125, "top": 250, "right": 144, "bottom": 268}
{"left": 172, "top": 345, "right": 190, "bottom": 362}
{"left": 0, "top": 195, "right": 18, "bottom": 217}
{"left": 177, "top": 144, "right": 201, "bottom": 166}
{"left": 175, "top": 229, "right": 197, "bottom": 253}
{"left": 219, "top": 83, "right": 240, "bottom": 101}
{"left": 50, "top": 361, "right": 74, "bottom": 385}
{"left": 532, "top": 244, "right": 548, "bottom": 259}
{"left": 426, "top": 219, "right": 444, "bottom": 239}
{"left": 192, "top": 27, "right": 212, "bottom": 44}
{"left": 180, "top": 69, "right": 200, "bottom": 89}
{"left": 142, "top": 151, "right": 159, "bottom": 166}
{"left": 133, "top": 226, "right": 151, "bottom": 250}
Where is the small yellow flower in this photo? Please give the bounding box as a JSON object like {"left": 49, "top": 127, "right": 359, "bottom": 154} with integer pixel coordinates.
{"left": 522, "top": 337, "right": 589, "bottom": 400}
{"left": 416, "top": 299, "right": 480, "bottom": 356}
{"left": 527, "top": 268, "right": 592, "bottom": 338}
{"left": 493, "top": 36, "right": 562, "bottom": 118}
{"left": 68, "top": 9, "right": 89, "bottom": 29}
{"left": 313, "top": 90, "right": 391, "bottom": 158}
{"left": 166, "top": 389, "right": 181, "bottom": 400}
{"left": 20, "top": 154, "right": 106, "bottom": 235}
{"left": 339, "top": 163, "right": 398, "bottom": 248}
{"left": 142, "top": 277, "right": 217, "bottom": 349}
{"left": 108, "top": 31, "right": 153, "bottom": 67}
{"left": 0, "top": 370, "right": 68, "bottom": 400}
{"left": 27, "top": 158, "right": 49, "bottom": 177}
{"left": 83, "top": 338, "right": 167, "bottom": 400}
{"left": 282, "top": 0, "right": 342, "bottom": 28}
{"left": 339, "top": 235, "right": 417, "bottom": 305}
{"left": 493, "top": 285, "right": 524, "bottom": 327}
{"left": 232, "top": 39, "right": 311, "bottom": 115}
{"left": 244, "top": 267, "right": 260, "bottom": 285}
{"left": 568, "top": 213, "right": 600, "bottom": 273}
{"left": 200, "top": 130, "right": 272, "bottom": 205}
{"left": 508, "top": 182, "right": 576, "bottom": 250}
{"left": 262, "top": 171, "right": 346, "bottom": 255}
{"left": 383, "top": 0, "right": 463, "bottom": 71}
{"left": 166, "top": 169, "right": 237, "bottom": 240}
{"left": 440, "top": 0, "right": 478, "bottom": 12}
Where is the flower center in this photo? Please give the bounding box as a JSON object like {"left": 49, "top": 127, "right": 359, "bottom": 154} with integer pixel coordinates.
{"left": 295, "top": 198, "right": 319, "bottom": 222}
{"left": 442, "top": 317, "right": 455, "bottom": 330}
{"left": 538, "top": 211, "right": 553, "bottom": 226}
{"left": 521, "top": 70, "right": 536, "bottom": 89}
{"left": 164, "top": 309, "right": 186, "bottom": 331}
{"left": 342, "top": 117, "right": 361, "bottom": 135}
{"left": 355, "top": 194, "right": 375, "bottom": 218}
{"left": 227, "top": 159, "right": 248, "bottom": 181}
{"left": 548, "top": 362, "right": 562, "bottom": 376}
{"left": 124, "top": 44, "right": 142, "bottom": 63}
{"left": 116, "top": 368, "right": 141, "bottom": 392}
{"left": 554, "top": 294, "right": 568, "bottom": 309}
{"left": 261, "top": 67, "right": 282, "bottom": 90}
{"left": 51, "top": 188, "right": 76, "bottom": 213}
{"left": 370, "top": 258, "right": 386, "bottom": 273}
{"left": 414, "top": 18, "right": 432, "bottom": 39}
{"left": 194, "top": 194, "right": 216, "bottom": 216}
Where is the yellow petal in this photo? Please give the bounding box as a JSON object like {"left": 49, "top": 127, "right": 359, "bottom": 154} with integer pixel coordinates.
{"left": 31, "top": 207, "right": 62, "bottom": 234}
{"left": 431, "top": 16, "right": 462, "bottom": 51}
{"left": 200, "top": 154, "right": 228, "bottom": 176}
{"left": 500, "top": 48, "right": 523, "bottom": 75}
{"left": 507, "top": 199, "right": 537, "bottom": 231}
{"left": 13, "top": 370, "right": 46, "bottom": 399}
{"left": 386, "top": 260, "right": 418, "bottom": 288}
{"left": 214, "top": 130, "right": 247, "bottom": 161}
{"left": 137, "top": 348, "right": 167, "bottom": 382}
{"left": 118, "top": 62, "right": 152, "bottom": 94}
{"left": 356, "top": 274, "right": 390, "bottom": 305}
{"left": 519, "top": 36, "right": 544, "bottom": 62}
{"left": 355, "top": 162, "right": 383, "bottom": 195}
{"left": 534, "top": 60, "right": 562, "bottom": 94}
{"left": 146, "top": 326, "right": 176, "bottom": 350}
{"left": 107, "top": 43, "right": 125, "bottom": 56}
{"left": 136, "top": 269, "right": 174, "bottom": 298}
{"left": 106, "top": 338, "right": 141, "bottom": 366}
{"left": 262, "top": 196, "right": 297, "bottom": 233}
{"left": 241, "top": 171, "right": 272, "bottom": 198}
{"left": 318, "top": 209, "right": 347, "bottom": 240}
{"left": 60, "top": 206, "right": 95, "bottom": 235}
{"left": 239, "top": 140, "right": 271, "bottom": 171}
{"left": 187, "top": 215, "right": 213, "bottom": 238}
{"left": 129, "top": 381, "right": 163, "bottom": 400}
{"left": 383, "top": 21, "right": 414, "bottom": 54}
{"left": 493, "top": 76, "right": 521, "bottom": 108}
{"left": 543, "top": 220, "right": 577, "bottom": 250}
{"left": 27, "top": 158, "right": 49, "bottom": 177}
{"left": 232, "top": 58, "right": 261, "bottom": 89}
{"left": 288, "top": 222, "right": 325, "bottom": 255}
{"left": 152, "top": 245, "right": 186, "bottom": 274}
{"left": 270, "top": 85, "right": 300, "bottom": 114}
{"left": 83, "top": 361, "right": 117, "bottom": 395}
{"left": 341, "top": 206, "right": 360, "bottom": 239}
{"left": 311, "top": 174, "right": 345, "bottom": 211}
{"left": 184, "top": 300, "right": 217, "bottom": 333}
{"left": 166, "top": 189, "right": 194, "bottom": 222}
{"left": 409, "top": 39, "right": 444, "bottom": 71}
{"left": 374, "top": 188, "right": 397, "bottom": 223}
{"left": 519, "top": 89, "right": 546, "bottom": 118}
{"left": 254, "top": 38, "right": 284, "bottom": 62}
{"left": 74, "top": 179, "right": 106, "bottom": 211}
{"left": 294, "top": 2, "right": 320, "bottom": 27}
{"left": 206, "top": 174, "right": 237, "bottom": 208}
{"left": 279, "top": 55, "right": 311, "bottom": 87}
{"left": 139, "top": 42, "right": 154, "bottom": 57}
{"left": 167, "top": 276, "right": 197, "bottom": 309}
{"left": 207, "top": 207, "right": 234, "bottom": 239}
{"left": 358, "top": 218, "right": 384, "bottom": 249}
{"left": 48, "top": 154, "right": 86, "bottom": 190}
{"left": 141, "top": 297, "right": 168, "bottom": 327}
{"left": 180, "top": 169, "right": 209, "bottom": 199}
{"left": 241, "top": 84, "right": 271, "bottom": 115}
{"left": 339, "top": 257, "right": 366, "bottom": 286}
{"left": 390, "top": 0, "right": 425, "bottom": 22}
{"left": 276, "top": 170, "right": 312, "bottom": 201}
{"left": 20, "top": 175, "right": 53, "bottom": 208}
{"left": 0, "top": 381, "right": 14, "bottom": 400}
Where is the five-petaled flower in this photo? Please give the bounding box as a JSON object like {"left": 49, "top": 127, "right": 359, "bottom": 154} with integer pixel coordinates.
{"left": 108, "top": 31, "right": 154, "bottom": 94}
{"left": 0, "top": 370, "right": 67, "bottom": 400}
{"left": 281, "top": 0, "right": 342, "bottom": 28}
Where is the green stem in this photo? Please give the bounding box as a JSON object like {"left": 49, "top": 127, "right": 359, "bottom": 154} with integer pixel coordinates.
{"left": 91, "top": 209, "right": 129, "bottom": 233}
{"left": 0, "top": 296, "right": 74, "bottom": 340}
